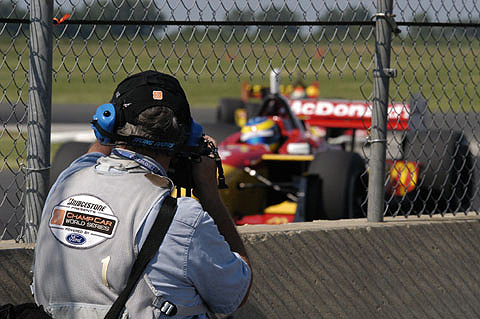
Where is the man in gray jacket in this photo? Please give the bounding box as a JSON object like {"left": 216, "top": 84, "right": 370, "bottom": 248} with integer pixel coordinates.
{"left": 33, "top": 71, "right": 252, "bottom": 318}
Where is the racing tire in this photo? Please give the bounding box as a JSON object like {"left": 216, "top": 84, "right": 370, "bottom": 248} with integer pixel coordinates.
{"left": 50, "top": 141, "right": 91, "bottom": 188}
{"left": 403, "top": 130, "right": 473, "bottom": 213}
{"left": 305, "top": 150, "right": 367, "bottom": 220}
{"left": 216, "top": 98, "right": 245, "bottom": 124}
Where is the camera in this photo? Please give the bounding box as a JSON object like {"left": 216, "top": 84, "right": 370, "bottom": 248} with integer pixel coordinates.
{"left": 169, "top": 121, "right": 227, "bottom": 191}
{"left": 177, "top": 120, "right": 213, "bottom": 159}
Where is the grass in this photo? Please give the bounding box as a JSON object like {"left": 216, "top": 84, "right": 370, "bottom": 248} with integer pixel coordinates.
{"left": 0, "top": 135, "right": 62, "bottom": 171}
{"left": 1, "top": 37, "right": 478, "bottom": 111}
{"left": 45, "top": 39, "right": 374, "bottom": 105}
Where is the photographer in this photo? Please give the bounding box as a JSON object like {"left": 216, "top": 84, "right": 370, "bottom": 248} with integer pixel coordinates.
{"left": 33, "top": 71, "right": 252, "bottom": 318}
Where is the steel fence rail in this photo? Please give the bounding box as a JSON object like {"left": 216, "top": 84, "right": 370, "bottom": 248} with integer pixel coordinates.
{"left": 24, "top": 0, "right": 52, "bottom": 242}
{"left": 4, "top": 18, "right": 480, "bottom": 29}
{"left": 367, "top": 0, "right": 395, "bottom": 222}
{"left": 0, "top": 0, "right": 478, "bottom": 241}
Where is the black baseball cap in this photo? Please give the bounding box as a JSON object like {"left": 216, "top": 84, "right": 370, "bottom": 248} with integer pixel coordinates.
{"left": 110, "top": 70, "right": 192, "bottom": 130}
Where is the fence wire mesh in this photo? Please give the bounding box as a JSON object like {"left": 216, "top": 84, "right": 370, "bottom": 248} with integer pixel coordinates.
{"left": 0, "top": 1, "right": 30, "bottom": 241}
{"left": 0, "top": 0, "right": 479, "bottom": 240}
{"left": 386, "top": 2, "right": 479, "bottom": 217}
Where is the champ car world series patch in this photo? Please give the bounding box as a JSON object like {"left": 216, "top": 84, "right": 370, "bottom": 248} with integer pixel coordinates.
{"left": 49, "top": 195, "right": 118, "bottom": 248}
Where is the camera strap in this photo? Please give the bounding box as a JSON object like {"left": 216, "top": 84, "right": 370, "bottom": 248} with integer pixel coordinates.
{"left": 209, "top": 142, "right": 228, "bottom": 189}
{"left": 104, "top": 195, "right": 178, "bottom": 319}
{"left": 112, "top": 148, "right": 166, "bottom": 176}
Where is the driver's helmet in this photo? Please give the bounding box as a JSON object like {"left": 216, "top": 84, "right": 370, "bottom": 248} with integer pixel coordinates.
{"left": 240, "top": 116, "right": 281, "bottom": 151}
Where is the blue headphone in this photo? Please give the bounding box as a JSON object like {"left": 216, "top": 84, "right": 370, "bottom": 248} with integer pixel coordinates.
{"left": 91, "top": 103, "right": 116, "bottom": 144}
{"left": 91, "top": 103, "right": 205, "bottom": 153}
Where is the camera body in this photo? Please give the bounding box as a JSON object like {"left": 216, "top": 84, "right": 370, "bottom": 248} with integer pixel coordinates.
{"left": 178, "top": 120, "right": 212, "bottom": 158}
{"left": 168, "top": 120, "right": 215, "bottom": 189}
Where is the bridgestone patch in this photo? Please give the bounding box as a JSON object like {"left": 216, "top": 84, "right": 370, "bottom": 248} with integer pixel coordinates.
{"left": 49, "top": 195, "right": 118, "bottom": 248}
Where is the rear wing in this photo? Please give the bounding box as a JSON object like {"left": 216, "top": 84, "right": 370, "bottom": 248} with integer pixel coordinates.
{"left": 241, "top": 82, "right": 320, "bottom": 101}
{"left": 289, "top": 99, "right": 410, "bottom": 131}
{"left": 244, "top": 69, "right": 425, "bottom": 132}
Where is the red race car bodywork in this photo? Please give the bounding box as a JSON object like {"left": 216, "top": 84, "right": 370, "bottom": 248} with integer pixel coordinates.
{"left": 216, "top": 72, "right": 473, "bottom": 224}
{"left": 217, "top": 89, "right": 421, "bottom": 224}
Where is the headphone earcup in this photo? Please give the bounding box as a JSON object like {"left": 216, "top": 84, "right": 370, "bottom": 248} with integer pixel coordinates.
{"left": 187, "top": 119, "right": 204, "bottom": 146}
{"left": 91, "top": 103, "right": 116, "bottom": 143}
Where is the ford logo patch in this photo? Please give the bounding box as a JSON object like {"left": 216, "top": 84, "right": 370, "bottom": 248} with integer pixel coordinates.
{"left": 66, "top": 233, "right": 86, "bottom": 245}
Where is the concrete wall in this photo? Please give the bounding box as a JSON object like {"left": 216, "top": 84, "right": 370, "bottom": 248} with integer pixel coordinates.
{"left": 0, "top": 243, "right": 35, "bottom": 304}
{"left": 2, "top": 215, "right": 480, "bottom": 318}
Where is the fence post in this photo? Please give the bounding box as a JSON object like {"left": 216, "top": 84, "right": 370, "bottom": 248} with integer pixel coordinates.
{"left": 367, "top": 0, "right": 395, "bottom": 222}
{"left": 25, "top": 0, "right": 53, "bottom": 242}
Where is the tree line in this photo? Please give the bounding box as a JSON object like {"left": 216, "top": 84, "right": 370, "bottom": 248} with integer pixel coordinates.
{"left": 1, "top": 1, "right": 478, "bottom": 43}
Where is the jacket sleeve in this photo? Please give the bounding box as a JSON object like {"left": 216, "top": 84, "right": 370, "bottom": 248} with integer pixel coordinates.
{"left": 186, "top": 210, "right": 252, "bottom": 314}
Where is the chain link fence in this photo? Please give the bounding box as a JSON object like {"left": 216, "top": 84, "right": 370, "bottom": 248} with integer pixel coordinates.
{"left": 0, "top": 0, "right": 479, "bottom": 241}
{"left": 0, "top": 0, "right": 30, "bottom": 241}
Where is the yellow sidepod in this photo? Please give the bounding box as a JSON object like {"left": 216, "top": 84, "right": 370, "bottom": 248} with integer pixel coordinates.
{"left": 219, "top": 164, "right": 268, "bottom": 217}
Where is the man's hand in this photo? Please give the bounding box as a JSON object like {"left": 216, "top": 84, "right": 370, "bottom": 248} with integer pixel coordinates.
{"left": 190, "top": 136, "right": 249, "bottom": 259}
{"left": 191, "top": 135, "right": 219, "bottom": 199}
{"left": 191, "top": 154, "right": 219, "bottom": 200}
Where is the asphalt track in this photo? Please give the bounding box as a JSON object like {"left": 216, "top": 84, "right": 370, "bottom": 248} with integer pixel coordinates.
{"left": 1, "top": 103, "right": 480, "bottom": 240}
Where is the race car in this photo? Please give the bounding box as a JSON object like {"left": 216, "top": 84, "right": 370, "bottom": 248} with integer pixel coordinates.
{"left": 215, "top": 70, "right": 473, "bottom": 224}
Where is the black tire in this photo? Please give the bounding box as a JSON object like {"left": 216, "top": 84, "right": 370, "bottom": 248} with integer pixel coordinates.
{"left": 50, "top": 141, "right": 91, "bottom": 188}
{"left": 403, "top": 130, "right": 473, "bottom": 213}
{"left": 304, "top": 150, "right": 367, "bottom": 220}
{"left": 216, "top": 98, "right": 245, "bottom": 124}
